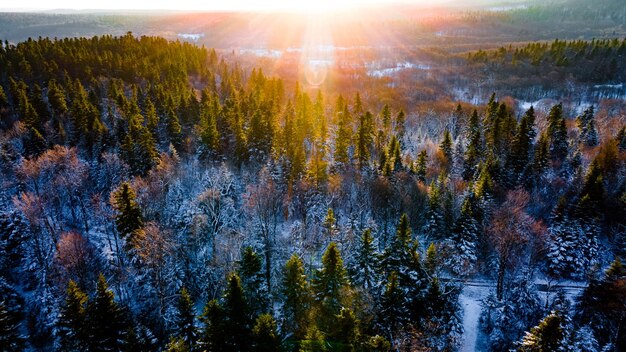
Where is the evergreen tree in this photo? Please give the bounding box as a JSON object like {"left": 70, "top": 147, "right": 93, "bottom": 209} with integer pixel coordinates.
{"left": 198, "top": 300, "right": 226, "bottom": 352}
{"left": 440, "top": 128, "right": 453, "bottom": 170}
{"left": 415, "top": 150, "right": 428, "bottom": 183}
{"left": 378, "top": 271, "right": 406, "bottom": 337}
{"left": 576, "top": 106, "right": 598, "bottom": 147}
{"left": 0, "top": 85, "right": 8, "bottom": 109}
{"left": 59, "top": 280, "right": 89, "bottom": 351}
{"left": 329, "top": 307, "right": 360, "bottom": 351}
{"left": 237, "top": 247, "right": 270, "bottom": 316}
{"left": 86, "top": 274, "right": 127, "bottom": 352}
{"left": 463, "top": 109, "right": 482, "bottom": 181}
{"left": 111, "top": 182, "right": 143, "bottom": 249}
{"left": 282, "top": 254, "right": 311, "bottom": 341}
{"left": 547, "top": 103, "right": 568, "bottom": 163}
{"left": 334, "top": 106, "right": 352, "bottom": 166}
{"left": 174, "top": 287, "right": 197, "bottom": 349}
{"left": 352, "top": 229, "right": 378, "bottom": 290}
{"left": 448, "top": 190, "right": 480, "bottom": 276}
{"left": 518, "top": 312, "right": 565, "bottom": 352}
{"left": 395, "top": 109, "right": 406, "bottom": 141}
{"left": 222, "top": 273, "right": 252, "bottom": 352}
{"left": 312, "top": 242, "right": 350, "bottom": 334}
{"left": 356, "top": 111, "right": 374, "bottom": 169}
{"left": 509, "top": 106, "right": 536, "bottom": 184}
{"left": 252, "top": 313, "right": 280, "bottom": 352}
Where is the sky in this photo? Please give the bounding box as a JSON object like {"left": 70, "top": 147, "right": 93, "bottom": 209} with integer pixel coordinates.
{"left": 0, "top": 0, "right": 456, "bottom": 12}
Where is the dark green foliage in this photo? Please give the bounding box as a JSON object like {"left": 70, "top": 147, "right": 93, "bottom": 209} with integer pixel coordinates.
{"left": 463, "top": 109, "right": 481, "bottom": 181}
{"left": 282, "top": 254, "right": 311, "bottom": 341}
{"left": 517, "top": 312, "right": 565, "bottom": 352}
{"left": 198, "top": 300, "right": 226, "bottom": 352}
{"left": 352, "top": 229, "right": 378, "bottom": 290}
{"left": 440, "top": 128, "right": 453, "bottom": 170}
{"left": 547, "top": 103, "right": 568, "bottom": 164}
{"left": 508, "top": 106, "right": 536, "bottom": 184}
{"left": 111, "top": 182, "right": 143, "bottom": 248}
{"left": 174, "top": 287, "right": 197, "bottom": 348}
{"left": 576, "top": 106, "right": 598, "bottom": 147}
{"left": 59, "top": 280, "right": 88, "bottom": 351}
{"left": 222, "top": 273, "right": 252, "bottom": 352}
{"left": 415, "top": 150, "right": 427, "bottom": 182}
{"left": 313, "top": 242, "right": 350, "bottom": 334}
{"left": 252, "top": 313, "right": 281, "bottom": 352}
{"left": 86, "top": 275, "right": 128, "bottom": 352}
{"left": 237, "top": 247, "right": 270, "bottom": 316}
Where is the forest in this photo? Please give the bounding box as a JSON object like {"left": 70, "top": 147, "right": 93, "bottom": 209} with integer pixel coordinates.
{"left": 0, "top": 31, "right": 624, "bottom": 352}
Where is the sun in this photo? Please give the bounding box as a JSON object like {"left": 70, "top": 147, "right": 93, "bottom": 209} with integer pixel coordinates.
{"left": 248, "top": 0, "right": 389, "bottom": 13}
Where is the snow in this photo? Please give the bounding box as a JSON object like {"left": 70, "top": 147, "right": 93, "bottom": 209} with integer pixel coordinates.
{"left": 177, "top": 33, "right": 204, "bottom": 41}
{"left": 459, "top": 283, "right": 491, "bottom": 352}
{"left": 367, "top": 61, "right": 430, "bottom": 77}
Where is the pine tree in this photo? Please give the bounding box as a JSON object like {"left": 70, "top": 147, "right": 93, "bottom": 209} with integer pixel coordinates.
{"left": 448, "top": 190, "right": 480, "bottom": 276}
{"left": 198, "top": 300, "right": 226, "bottom": 352}
{"left": 395, "top": 109, "right": 406, "bottom": 141}
{"left": 111, "top": 182, "right": 143, "bottom": 249}
{"left": 547, "top": 103, "right": 568, "bottom": 163}
{"left": 237, "top": 247, "right": 270, "bottom": 316}
{"left": 282, "top": 253, "right": 311, "bottom": 341}
{"left": 415, "top": 150, "right": 428, "bottom": 183}
{"left": 329, "top": 307, "right": 360, "bottom": 351}
{"left": 0, "top": 85, "right": 8, "bottom": 109}
{"left": 463, "top": 109, "right": 482, "bottom": 181}
{"left": 59, "top": 280, "right": 89, "bottom": 351}
{"left": 174, "top": 287, "right": 197, "bottom": 349}
{"left": 576, "top": 106, "right": 598, "bottom": 147}
{"left": 352, "top": 229, "right": 378, "bottom": 290}
{"left": 508, "top": 106, "right": 536, "bottom": 184}
{"left": 252, "top": 313, "right": 280, "bottom": 352}
{"left": 378, "top": 271, "right": 407, "bottom": 338}
{"left": 334, "top": 106, "right": 352, "bottom": 166}
{"left": 86, "top": 274, "right": 127, "bottom": 352}
{"left": 518, "top": 312, "right": 564, "bottom": 352}
{"left": 222, "top": 273, "right": 252, "bottom": 352}
{"left": 166, "top": 108, "right": 182, "bottom": 149}
{"left": 440, "top": 128, "right": 453, "bottom": 171}
{"left": 356, "top": 111, "right": 374, "bottom": 169}
{"left": 312, "top": 242, "right": 350, "bottom": 334}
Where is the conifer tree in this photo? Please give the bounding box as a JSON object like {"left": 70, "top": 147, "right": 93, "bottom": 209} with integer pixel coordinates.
{"left": 282, "top": 254, "right": 311, "bottom": 341}
{"left": 395, "top": 109, "right": 406, "bottom": 141}
{"left": 198, "top": 300, "right": 226, "bottom": 352}
{"left": 222, "top": 273, "right": 252, "bottom": 352}
{"left": 111, "top": 182, "right": 143, "bottom": 249}
{"left": 237, "top": 247, "right": 270, "bottom": 316}
{"left": 86, "top": 275, "right": 127, "bottom": 352}
{"left": 463, "top": 109, "right": 481, "bottom": 181}
{"left": 440, "top": 128, "right": 453, "bottom": 170}
{"left": 508, "top": 106, "right": 536, "bottom": 183}
{"left": 547, "top": 103, "right": 568, "bottom": 163}
{"left": 329, "top": 307, "right": 360, "bottom": 350}
{"left": 518, "top": 312, "right": 564, "bottom": 352}
{"left": 0, "top": 85, "right": 8, "bottom": 109}
{"left": 174, "top": 287, "right": 197, "bottom": 349}
{"left": 415, "top": 150, "right": 428, "bottom": 182}
{"left": 378, "top": 271, "right": 406, "bottom": 338}
{"left": 352, "top": 229, "right": 378, "bottom": 290}
{"left": 356, "top": 111, "right": 374, "bottom": 169}
{"left": 252, "top": 313, "right": 280, "bottom": 352}
{"left": 576, "top": 106, "right": 598, "bottom": 147}
{"left": 313, "top": 242, "right": 350, "bottom": 334}
{"left": 59, "top": 280, "right": 89, "bottom": 351}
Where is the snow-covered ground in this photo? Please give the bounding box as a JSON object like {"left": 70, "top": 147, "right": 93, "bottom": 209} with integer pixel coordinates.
{"left": 459, "top": 283, "right": 491, "bottom": 352}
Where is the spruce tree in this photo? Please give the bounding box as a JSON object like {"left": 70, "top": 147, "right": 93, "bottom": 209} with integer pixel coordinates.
{"left": 86, "top": 274, "right": 127, "bottom": 352}
{"left": 518, "top": 312, "right": 564, "bottom": 352}
{"left": 448, "top": 191, "right": 480, "bottom": 276}
{"left": 59, "top": 280, "right": 89, "bottom": 351}
{"left": 576, "top": 106, "right": 598, "bottom": 147}
{"left": 282, "top": 253, "right": 311, "bottom": 341}
{"left": 111, "top": 182, "right": 143, "bottom": 249}
{"left": 174, "top": 287, "right": 197, "bottom": 349}
{"left": 222, "top": 273, "right": 252, "bottom": 352}
{"left": 352, "top": 229, "right": 378, "bottom": 290}
{"left": 463, "top": 109, "right": 481, "bottom": 181}
{"left": 440, "top": 128, "right": 453, "bottom": 170}
{"left": 508, "top": 106, "right": 536, "bottom": 184}
{"left": 415, "top": 150, "right": 427, "bottom": 183}
{"left": 237, "top": 247, "right": 270, "bottom": 316}
{"left": 547, "top": 103, "right": 568, "bottom": 163}
{"left": 356, "top": 111, "right": 374, "bottom": 170}
{"left": 329, "top": 307, "right": 360, "bottom": 351}
{"left": 334, "top": 106, "right": 352, "bottom": 166}
{"left": 252, "top": 313, "right": 280, "bottom": 352}
{"left": 198, "top": 300, "right": 226, "bottom": 352}
{"left": 312, "top": 242, "right": 350, "bottom": 334}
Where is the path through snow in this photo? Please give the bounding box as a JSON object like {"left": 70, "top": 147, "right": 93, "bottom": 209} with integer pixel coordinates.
{"left": 459, "top": 284, "right": 491, "bottom": 352}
